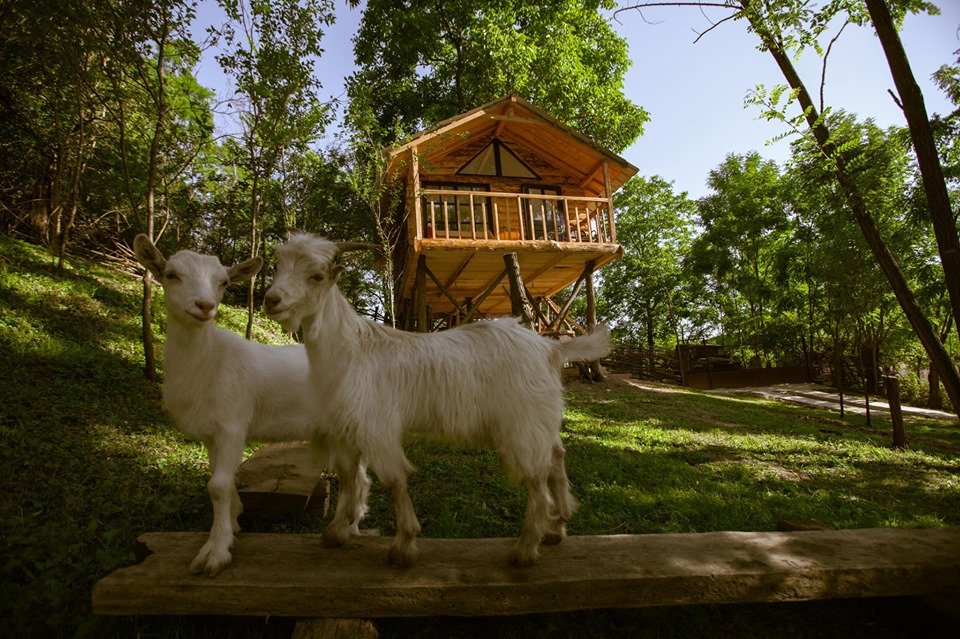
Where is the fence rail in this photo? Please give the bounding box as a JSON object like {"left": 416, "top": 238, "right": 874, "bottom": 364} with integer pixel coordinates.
{"left": 418, "top": 189, "right": 616, "bottom": 244}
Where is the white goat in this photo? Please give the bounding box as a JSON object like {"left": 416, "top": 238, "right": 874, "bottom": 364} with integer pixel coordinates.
{"left": 263, "top": 233, "right": 611, "bottom": 567}
{"left": 133, "top": 235, "right": 370, "bottom": 576}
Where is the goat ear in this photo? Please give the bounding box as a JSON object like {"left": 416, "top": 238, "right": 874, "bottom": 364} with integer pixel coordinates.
{"left": 133, "top": 234, "right": 166, "bottom": 280}
{"left": 227, "top": 256, "right": 263, "bottom": 284}
{"left": 331, "top": 263, "right": 345, "bottom": 282}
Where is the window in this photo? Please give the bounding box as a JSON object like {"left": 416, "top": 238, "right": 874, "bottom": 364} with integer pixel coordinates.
{"left": 457, "top": 140, "right": 539, "bottom": 179}
{"left": 523, "top": 185, "right": 566, "bottom": 241}
{"left": 421, "top": 183, "right": 491, "bottom": 238}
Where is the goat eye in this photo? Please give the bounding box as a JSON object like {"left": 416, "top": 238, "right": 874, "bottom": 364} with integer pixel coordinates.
{"left": 310, "top": 273, "right": 325, "bottom": 282}
{"left": 165, "top": 272, "right": 179, "bottom": 281}
{"left": 220, "top": 279, "right": 229, "bottom": 287}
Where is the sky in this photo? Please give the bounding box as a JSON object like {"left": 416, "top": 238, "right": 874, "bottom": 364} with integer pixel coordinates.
{"left": 194, "top": 1, "right": 960, "bottom": 200}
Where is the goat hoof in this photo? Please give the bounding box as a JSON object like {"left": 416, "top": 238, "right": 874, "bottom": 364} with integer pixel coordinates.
{"left": 508, "top": 546, "right": 540, "bottom": 567}
{"left": 387, "top": 543, "right": 419, "bottom": 568}
{"left": 322, "top": 527, "right": 350, "bottom": 548}
{"left": 542, "top": 532, "right": 564, "bottom": 546}
{"left": 190, "top": 546, "right": 232, "bottom": 577}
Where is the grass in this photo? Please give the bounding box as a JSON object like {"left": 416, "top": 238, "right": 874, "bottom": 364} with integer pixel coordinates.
{"left": 1, "top": 234, "right": 958, "bottom": 638}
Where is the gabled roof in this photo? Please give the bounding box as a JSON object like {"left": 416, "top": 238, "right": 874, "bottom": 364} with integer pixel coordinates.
{"left": 386, "top": 94, "right": 638, "bottom": 195}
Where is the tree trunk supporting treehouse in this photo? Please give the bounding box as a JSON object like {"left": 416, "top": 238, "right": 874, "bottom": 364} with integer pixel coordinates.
{"left": 583, "top": 260, "right": 605, "bottom": 381}
{"left": 504, "top": 252, "right": 536, "bottom": 328}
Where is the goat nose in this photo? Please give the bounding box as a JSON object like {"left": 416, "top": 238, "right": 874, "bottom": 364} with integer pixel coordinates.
{"left": 195, "top": 299, "right": 214, "bottom": 313}
{"left": 264, "top": 290, "right": 281, "bottom": 310}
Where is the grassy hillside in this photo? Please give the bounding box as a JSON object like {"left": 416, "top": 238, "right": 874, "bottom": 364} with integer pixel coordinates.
{"left": 1, "top": 235, "right": 958, "bottom": 638}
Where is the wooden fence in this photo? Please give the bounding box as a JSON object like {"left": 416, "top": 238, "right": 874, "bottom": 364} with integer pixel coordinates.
{"left": 603, "top": 341, "right": 812, "bottom": 389}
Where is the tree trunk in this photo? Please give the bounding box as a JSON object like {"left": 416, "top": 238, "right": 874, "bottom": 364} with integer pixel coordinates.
{"left": 504, "top": 252, "right": 536, "bottom": 329}
{"left": 928, "top": 314, "right": 953, "bottom": 409}
{"left": 885, "top": 375, "right": 907, "bottom": 449}
{"left": 645, "top": 301, "right": 655, "bottom": 375}
{"left": 142, "top": 273, "right": 156, "bottom": 380}
{"left": 865, "top": 0, "right": 960, "bottom": 345}
{"left": 139, "top": 16, "right": 169, "bottom": 382}
{"left": 834, "top": 334, "right": 846, "bottom": 420}
{"left": 927, "top": 364, "right": 942, "bottom": 410}
{"left": 584, "top": 260, "right": 604, "bottom": 381}
{"left": 745, "top": 7, "right": 960, "bottom": 420}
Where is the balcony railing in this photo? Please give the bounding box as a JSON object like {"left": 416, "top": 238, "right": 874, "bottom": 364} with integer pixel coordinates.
{"left": 417, "top": 189, "right": 616, "bottom": 244}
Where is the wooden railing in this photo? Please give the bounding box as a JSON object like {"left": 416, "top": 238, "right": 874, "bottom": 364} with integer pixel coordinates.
{"left": 417, "top": 189, "right": 616, "bottom": 244}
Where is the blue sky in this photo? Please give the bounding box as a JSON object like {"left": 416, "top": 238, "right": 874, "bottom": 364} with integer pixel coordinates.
{"left": 195, "top": 1, "right": 960, "bottom": 200}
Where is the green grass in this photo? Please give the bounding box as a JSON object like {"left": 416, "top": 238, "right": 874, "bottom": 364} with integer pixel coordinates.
{"left": 1, "top": 234, "right": 958, "bottom": 638}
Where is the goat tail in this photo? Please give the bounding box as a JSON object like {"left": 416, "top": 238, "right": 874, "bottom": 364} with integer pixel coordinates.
{"left": 553, "top": 324, "right": 611, "bottom": 365}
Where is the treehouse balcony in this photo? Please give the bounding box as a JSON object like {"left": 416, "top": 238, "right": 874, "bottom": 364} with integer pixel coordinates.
{"left": 418, "top": 189, "right": 617, "bottom": 245}
{"left": 386, "top": 95, "right": 637, "bottom": 333}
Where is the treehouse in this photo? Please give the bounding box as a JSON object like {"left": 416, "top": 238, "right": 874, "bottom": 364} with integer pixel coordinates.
{"left": 386, "top": 94, "right": 637, "bottom": 335}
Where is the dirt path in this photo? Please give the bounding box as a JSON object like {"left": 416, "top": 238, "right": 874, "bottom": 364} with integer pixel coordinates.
{"left": 568, "top": 373, "right": 957, "bottom": 422}
{"left": 707, "top": 382, "right": 957, "bottom": 422}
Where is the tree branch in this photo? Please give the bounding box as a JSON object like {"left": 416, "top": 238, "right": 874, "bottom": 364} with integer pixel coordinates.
{"left": 820, "top": 21, "right": 850, "bottom": 114}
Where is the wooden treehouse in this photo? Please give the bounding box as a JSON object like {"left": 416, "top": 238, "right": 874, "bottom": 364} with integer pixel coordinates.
{"left": 387, "top": 94, "right": 637, "bottom": 336}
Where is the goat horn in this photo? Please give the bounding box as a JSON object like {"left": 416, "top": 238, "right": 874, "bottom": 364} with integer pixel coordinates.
{"left": 335, "top": 242, "right": 379, "bottom": 253}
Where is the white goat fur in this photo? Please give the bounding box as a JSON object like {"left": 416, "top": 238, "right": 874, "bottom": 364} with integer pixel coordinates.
{"left": 133, "top": 235, "right": 369, "bottom": 576}
{"left": 264, "top": 233, "right": 611, "bottom": 567}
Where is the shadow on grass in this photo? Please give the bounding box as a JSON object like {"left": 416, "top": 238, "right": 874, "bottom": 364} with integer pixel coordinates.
{"left": 562, "top": 385, "right": 960, "bottom": 537}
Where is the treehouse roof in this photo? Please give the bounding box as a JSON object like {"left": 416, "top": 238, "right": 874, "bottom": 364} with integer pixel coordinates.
{"left": 387, "top": 94, "right": 638, "bottom": 193}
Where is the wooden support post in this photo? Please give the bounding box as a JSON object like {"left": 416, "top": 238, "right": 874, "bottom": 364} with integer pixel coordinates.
{"left": 550, "top": 270, "right": 587, "bottom": 333}
{"left": 415, "top": 255, "right": 428, "bottom": 333}
{"left": 503, "top": 252, "right": 535, "bottom": 329}
{"left": 424, "top": 263, "right": 466, "bottom": 317}
{"left": 885, "top": 375, "right": 908, "bottom": 449}
{"left": 603, "top": 161, "right": 616, "bottom": 244}
{"left": 411, "top": 147, "right": 422, "bottom": 239}
{"left": 463, "top": 269, "right": 507, "bottom": 324}
{"left": 584, "top": 260, "right": 605, "bottom": 381}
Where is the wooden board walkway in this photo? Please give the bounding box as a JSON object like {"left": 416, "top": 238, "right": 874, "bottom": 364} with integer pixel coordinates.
{"left": 93, "top": 527, "right": 960, "bottom": 618}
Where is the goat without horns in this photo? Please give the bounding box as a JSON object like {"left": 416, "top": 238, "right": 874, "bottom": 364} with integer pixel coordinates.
{"left": 133, "top": 235, "right": 370, "bottom": 576}
{"left": 264, "top": 233, "right": 611, "bottom": 567}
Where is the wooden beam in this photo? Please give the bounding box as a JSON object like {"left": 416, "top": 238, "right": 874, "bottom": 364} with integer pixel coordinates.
{"left": 502, "top": 128, "right": 590, "bottom": 184}
{"left": 549, "top": 271, "right": 587, "bottom": 333}
{"left": 463, "top": 269, "right": 508, "bottom": 323}
{"left": 493, "top": 105, "right": 512, "bottom": 138}
{"left": 411, "top": 147, "right": 422, "bottom": 240}
{"left": 415, "top": 255, "right": 428, "bottom": 332}
{"left": 603, "top": 162, "right": 616, "bottom": 244}
{"left": 389, "top": 106, "right": 499, "bottom": 155}
{"left": 584, "top": 260, "right": 597, "bottom": 330}
{"left": 583, "top": 260, "right": 603, "bottom": 381}
{"left": 93, "top": 527, "right": 960, "bottom": 618}
{"left": 546, "top": 297, "right": 587, "bottom": 334}
{"left": 523, "top": 252, "right": 573, "bottom": 290}
{"left": 578, "top": 160, "right": 606, "bottom": 189}
{"left": 424, "top": 264, "right": 467, "bottom": 317}
{"left": 444, "top": 254, "right": 475, "bottom": 290}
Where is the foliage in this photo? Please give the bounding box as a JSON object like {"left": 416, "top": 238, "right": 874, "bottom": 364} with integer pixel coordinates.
{"left": 345, "top": 0, "right": 648, "bottom": 151}
{"left": 599, "top": 175, "right": 696, "bottom": 346}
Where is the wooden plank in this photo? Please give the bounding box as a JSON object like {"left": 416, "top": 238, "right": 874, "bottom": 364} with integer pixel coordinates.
{"left": 93, "top": 528, "right": 960, "bottom": 618}
{"left": 236, "top": 443, "right": 328, "bottom": 514}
